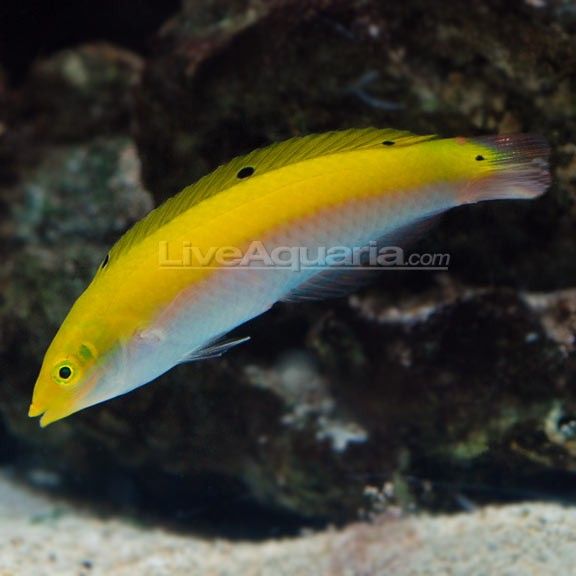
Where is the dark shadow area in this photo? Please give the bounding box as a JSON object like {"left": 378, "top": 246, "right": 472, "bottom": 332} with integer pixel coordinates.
{"left": 6, "top": 450, "right": 328, "bottom": 540}
{"left": 0, "top": 0, "right": 180, "bottom": 84}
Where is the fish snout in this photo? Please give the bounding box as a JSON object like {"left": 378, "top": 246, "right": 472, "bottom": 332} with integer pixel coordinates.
{"left": 28, "top": 402, "right": 46, "bottom": 418}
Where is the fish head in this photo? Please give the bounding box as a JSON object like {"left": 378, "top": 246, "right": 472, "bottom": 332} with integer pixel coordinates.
{"left": 29, "top": 310, "right": 129, "bottom": 427}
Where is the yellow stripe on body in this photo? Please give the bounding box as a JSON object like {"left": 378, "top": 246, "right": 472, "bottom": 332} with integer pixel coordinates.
{"left": 69, "top": 137, "right": 492, "bottom": 355}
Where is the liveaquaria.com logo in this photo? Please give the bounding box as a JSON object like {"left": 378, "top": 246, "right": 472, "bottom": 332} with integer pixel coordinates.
{"left": 159, "top": 240, "right": 450, "bottom": 272}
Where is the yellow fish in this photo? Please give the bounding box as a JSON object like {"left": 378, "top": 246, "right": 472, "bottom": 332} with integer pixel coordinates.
{"left": 29, "top": 128, "right": 550, "bottom": 426}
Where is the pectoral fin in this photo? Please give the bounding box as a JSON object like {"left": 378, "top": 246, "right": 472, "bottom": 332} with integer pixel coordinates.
{"left": 181, "top": 335, "right": 251, "bottom": 362}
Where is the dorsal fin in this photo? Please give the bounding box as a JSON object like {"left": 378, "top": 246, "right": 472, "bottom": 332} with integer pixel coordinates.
{"left": 104, "top": 128, "right": 438, "bottom": 268}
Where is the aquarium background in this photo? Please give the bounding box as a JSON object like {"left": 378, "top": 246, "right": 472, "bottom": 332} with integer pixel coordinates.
{"left": 0, "top": 0, "right": 575, "bottom": 573}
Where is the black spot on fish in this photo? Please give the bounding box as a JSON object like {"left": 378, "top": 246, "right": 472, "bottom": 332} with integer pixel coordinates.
{"left": 382, "top": 140, "right": 395, "bottom": 146}
{"left": 237, "top": 166, "right": 255, "bottom": 179}
{"left": 101, "top": 253, "right": 110, "bottom": 269}
{"left": 475, "top": 155, "right": 485, "bottom": 161}
{"left": 59, "top": 365, "right": 72, "bottom": 380}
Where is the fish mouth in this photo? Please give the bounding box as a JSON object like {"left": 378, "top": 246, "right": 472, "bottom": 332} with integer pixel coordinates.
{"left": 28, "top": 403, "right": 46, "bottom": 418}
{"left": 28, "top": 404, "right": 62, "bottom": 428}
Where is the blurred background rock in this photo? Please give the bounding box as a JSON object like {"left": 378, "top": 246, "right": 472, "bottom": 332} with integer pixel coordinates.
{"left": 0, "top": 0, "right": 575, "bottom": 539}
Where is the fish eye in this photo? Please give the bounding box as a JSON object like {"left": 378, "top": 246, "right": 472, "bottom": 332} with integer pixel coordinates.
{"left": 59, "top": 366, "right": 72, "bottom": 379}
{"left": 53, "top": 362, "right": 76, "bottom": 386}
{"left": 475, "top": 155, "right": 485, "bottom": 161}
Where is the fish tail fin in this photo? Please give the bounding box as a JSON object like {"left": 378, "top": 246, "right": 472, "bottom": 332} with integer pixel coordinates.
{"left": 460, "top": 134, "right": 550, "bottom": 204}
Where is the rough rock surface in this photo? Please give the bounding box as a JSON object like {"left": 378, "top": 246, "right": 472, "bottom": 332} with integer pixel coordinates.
{"left": 136, "top": 0, "right": 576, "bottom": 289}
{"left": 0, "top": 0, "right": 575, "bottom": 528}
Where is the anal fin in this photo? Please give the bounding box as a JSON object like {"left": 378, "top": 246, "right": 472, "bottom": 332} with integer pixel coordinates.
{"left": 282, "top": 212, "right": 443, "bottom": 303}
